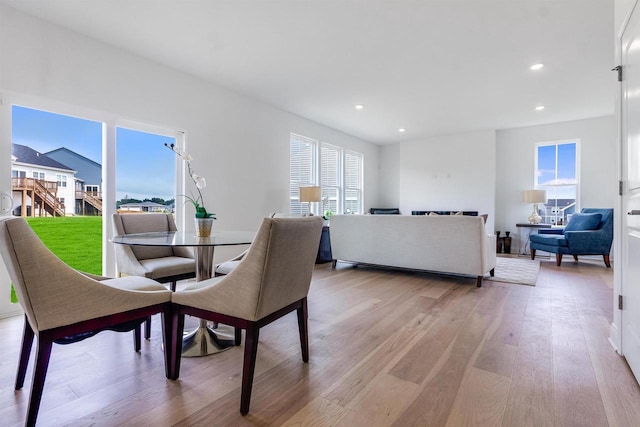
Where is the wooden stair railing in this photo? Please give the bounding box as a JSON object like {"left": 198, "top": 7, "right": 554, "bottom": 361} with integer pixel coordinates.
{"left": 33, "top": 180, "right": 65, "bottom": 217}
{"left": 83, "top": 192, "right": 102, "bottom": 213}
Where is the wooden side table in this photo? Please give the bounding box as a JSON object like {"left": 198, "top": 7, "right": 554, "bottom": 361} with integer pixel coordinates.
{"left": 515, "top": 223, "right": 552, "bottom": 255}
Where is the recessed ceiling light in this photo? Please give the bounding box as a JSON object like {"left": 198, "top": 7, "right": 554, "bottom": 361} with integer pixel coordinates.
{"left": 535, "top": 105, "right": 545, "bottom": 111}
{"left": 530, "top": 63, "right": 544, "bottom": 71}
{"left": 355, "top": 104, "right": 364, "bottom": 110}
{"left": 398, "top": 128, "right": 406, "bottom": 133}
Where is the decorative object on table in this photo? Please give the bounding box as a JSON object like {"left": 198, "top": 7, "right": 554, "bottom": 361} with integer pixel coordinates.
{"left": 496, "top": 231, "right": 503, "bottom": 253}
{"left": 299, "top": 186, "right": 321, "bottom": 216}
{"left": 503, "top": 231, "right": 512, "bottom": 254}
{"left": 165, "top": 143, "right": 216, "bottom": 236}
{"left": 523, "top": 189, "right": 547, "bottom": 224}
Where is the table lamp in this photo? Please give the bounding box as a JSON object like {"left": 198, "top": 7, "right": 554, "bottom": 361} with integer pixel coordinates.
{"left": 523, "top": 189, "right": 547, "bottom": 224}
{"left": 299, "top": 186, "right": 321, "bottom": 216}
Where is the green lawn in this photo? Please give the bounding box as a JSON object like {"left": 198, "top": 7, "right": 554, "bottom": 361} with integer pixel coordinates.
{"left": 26, "top": 216, "right": 103, "bottom": 275}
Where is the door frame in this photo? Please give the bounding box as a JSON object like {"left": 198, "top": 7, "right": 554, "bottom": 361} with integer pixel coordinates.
{"left": 611, "top": 0, "right": 638, "bottom": 355}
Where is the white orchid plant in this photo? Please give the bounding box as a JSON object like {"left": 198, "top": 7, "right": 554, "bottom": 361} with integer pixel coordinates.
{"left": 165, "top": 143, "right": 216, "bottom": 219}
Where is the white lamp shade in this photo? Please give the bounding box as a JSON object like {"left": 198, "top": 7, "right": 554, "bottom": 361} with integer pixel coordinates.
{"left": 523, "top": 189, "right": 547, "bottom": 204}
{"left": 300, "top": 186, "right": 321, "bottom": 203}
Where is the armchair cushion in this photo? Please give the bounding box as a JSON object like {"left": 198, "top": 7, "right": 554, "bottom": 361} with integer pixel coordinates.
{"left": 564, "top": 213, "right": 602, "bottom": 232}
{"left": 529, "top": 234, "right": 568, "bottom": 247}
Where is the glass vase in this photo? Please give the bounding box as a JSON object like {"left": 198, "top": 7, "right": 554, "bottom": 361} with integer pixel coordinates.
{"left": 195, "top": 217, "right": 214, "bottom": 237}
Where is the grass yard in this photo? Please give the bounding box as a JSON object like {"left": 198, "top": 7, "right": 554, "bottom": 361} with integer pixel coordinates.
{"left": 26, "top": 216, "right": 102, "bottom": 275}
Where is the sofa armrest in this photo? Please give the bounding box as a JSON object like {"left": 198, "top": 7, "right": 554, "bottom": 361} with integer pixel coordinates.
{"left": 564, "top": 230, "right": 612, "bottom": 254}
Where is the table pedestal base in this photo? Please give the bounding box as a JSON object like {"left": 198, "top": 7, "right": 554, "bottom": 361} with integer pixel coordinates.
{"left": 181, "top": 319, "right": 236, "bottom": 357}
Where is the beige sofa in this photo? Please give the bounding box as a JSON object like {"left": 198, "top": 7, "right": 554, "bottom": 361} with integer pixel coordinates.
{"left": 330, "top": 214, "right": 496, "bottom": 287}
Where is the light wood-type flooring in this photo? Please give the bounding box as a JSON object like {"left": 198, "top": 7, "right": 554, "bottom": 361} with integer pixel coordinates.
{"left": 1, "top": 255, "right": 640, "bottom": 426}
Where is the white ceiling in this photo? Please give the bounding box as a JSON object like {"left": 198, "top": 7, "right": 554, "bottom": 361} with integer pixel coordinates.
{"left": 1, "top": 0, "right": 615, "bottom": 145}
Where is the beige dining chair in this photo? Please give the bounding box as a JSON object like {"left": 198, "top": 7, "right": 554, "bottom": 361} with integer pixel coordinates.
{"left": 214, "top": 213, "right": 301, "bottom": 276}
{"left": 0, "top": 217, "right": 173, "bottom": 426}
{"left": 113, "top": 213, "right": 196, "bottom": 337}
{"left": 168, "top": 216, "right": 323, "bottom": 414}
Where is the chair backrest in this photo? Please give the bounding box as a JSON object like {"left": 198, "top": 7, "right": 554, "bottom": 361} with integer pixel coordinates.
{"left": 0, "top": 217, "right": 98, "bottom": 331}
{"left": 112, "top": 213, "right": 191, "bottom": 260}
{"left": 580, "top": 208, "right": 614, "bottom": 246}
{"left": 220, "top": 216, "right": 323, "bottom": 320}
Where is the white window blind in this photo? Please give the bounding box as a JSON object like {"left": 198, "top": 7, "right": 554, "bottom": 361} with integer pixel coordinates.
{"left": 290, "top": 134, "right": 317, "bottom": 215}
{"left": 344, "top": 150, "right": 363, "bottom": 214}
{"left": 321, "top": 143, "right": 340, "bottom": 215}
{"left": 290, "top": 133, "right": 364, "bottom": 215}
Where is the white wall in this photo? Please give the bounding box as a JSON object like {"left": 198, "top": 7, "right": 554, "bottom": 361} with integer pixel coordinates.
{"left": 396, "top": 130, "right": 496, "bottom": 232}
{"left": 0, "top": 5, "right": 380, "bottom": 316}
{"left": 495, "top": 116, "right": 616, "bottom": 251}
{"left": 378, "top": 144, "right": 400, "bottom": 209}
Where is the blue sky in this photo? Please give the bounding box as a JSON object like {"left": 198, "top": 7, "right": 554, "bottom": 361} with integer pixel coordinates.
{"left": 12, "top": 105, "right": 175, "bottom": 201}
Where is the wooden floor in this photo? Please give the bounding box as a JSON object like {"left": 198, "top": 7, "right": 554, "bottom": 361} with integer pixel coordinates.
{"left": 2, "top": 256, "right": 640, "bottom": 426}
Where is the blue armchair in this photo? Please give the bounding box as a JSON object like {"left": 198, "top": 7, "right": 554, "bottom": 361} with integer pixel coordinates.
{"left": 529, "top": 208, "right": 613, "bottom": 267}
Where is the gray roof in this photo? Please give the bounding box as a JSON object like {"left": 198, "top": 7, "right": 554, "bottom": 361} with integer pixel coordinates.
{"left": 44, "top": 147, "right": 101, "bottom": 186}
{"left": 12, "top": 144, "right": 74, "bottom": 171}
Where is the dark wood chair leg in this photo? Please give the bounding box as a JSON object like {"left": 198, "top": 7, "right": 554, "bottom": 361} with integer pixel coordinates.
{"left": 240, "top": 324, "right": 260, "bottom": 415}
{"left": 556, "top": 253, "right": 563, "bottom": 266}
{"left": 168, "top": 311, "right": 185, "bottom": 380}
{"left": 531, "top": 249, "right": 536, "bottom": 260}
{"left": 573, "top": 255, "right": 579, "bottom": 261}
{"left": 161, "top": 306, "right": 174, "bottom": 379}
{"left": 297, "top": 298, "right": 309, "bottom": 362}
{"left": 331, "top": 260, "right": 337, "bottom": 269}
{"left": 235, "top": 327, "right": 242, "bottom": 346}
{"left": 16, "top": 316, "right": 34, "bottom": 390}
{"left": 145, "top": 316, "right": 152, "bottom": 340}
{"left": 27, "top": 337, "right": 54, "bottom": 427}
{"left": 604, "top": 254, "right": 611, "bottom": 268}
{"left": 476, "top": 276, "right": 482, "bottom": 287}
{"left": 170, "top": 281, "right": 177, "bottom": 292}
{"left": 134, "top": 324, "right": 142, "bottom": 352}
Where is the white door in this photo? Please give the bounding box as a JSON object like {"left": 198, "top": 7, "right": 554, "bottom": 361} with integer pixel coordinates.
{"left": 621, "top": 3, "right": 640, "bottom": 381}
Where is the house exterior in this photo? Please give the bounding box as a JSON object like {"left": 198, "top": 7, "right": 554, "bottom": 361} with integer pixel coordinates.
{"left": 45, "top": 147, "right": 102, "bottom": 215}
{"left": 11, "top": 144, "right": 75, "bottom": 216}
{"left": 118, "top": 201, "right": 168, "bottom": 213}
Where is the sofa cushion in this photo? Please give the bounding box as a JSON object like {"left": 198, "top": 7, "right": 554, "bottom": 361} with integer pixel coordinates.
{"left": 564, "top": 213, "right": 602, "bottom": 232}
{"left": 529, "top": 234, "right": 568, "bottom": 247}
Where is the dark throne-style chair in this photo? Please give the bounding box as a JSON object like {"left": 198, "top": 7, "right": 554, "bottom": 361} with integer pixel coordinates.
{"left": 113, "top": 213, "right": 196, "bottom": 337}
{"left": 0, "top": 217, "right": 173, "bottom": 426}
{"left": 168, "top": 216, "right": 323, "bottom": 414}
{"left": 529, "top": 208, "right": 613, "bottom": 267}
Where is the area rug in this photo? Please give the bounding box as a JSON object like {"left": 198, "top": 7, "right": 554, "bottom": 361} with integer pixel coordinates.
{"left": 485, "top": 257, "right": 540, "bottom": 286}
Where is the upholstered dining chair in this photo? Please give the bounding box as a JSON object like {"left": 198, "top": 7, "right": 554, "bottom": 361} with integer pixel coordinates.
{"left": 0, "top": 217, "right": 173, "bottom": 426}
{"left": 214, "top": 213, "right": 300, "bottom": 276}
{"left": 168, "top": 216, "right": 323, "bottom": 414}
{"left": 113, "top": 213, "right": 196, "bottom": 337}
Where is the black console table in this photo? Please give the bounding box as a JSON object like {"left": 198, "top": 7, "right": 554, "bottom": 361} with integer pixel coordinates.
{"left": 316, "top": 225, "right": 332, "bottom": 263}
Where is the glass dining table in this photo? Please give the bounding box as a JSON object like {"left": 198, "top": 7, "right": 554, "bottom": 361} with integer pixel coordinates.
{"left": 111, "top": 229, "right": 254, "bottom": 357}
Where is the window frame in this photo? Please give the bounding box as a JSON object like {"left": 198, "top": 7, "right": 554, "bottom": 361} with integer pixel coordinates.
{"left": 290, "top": 133, "right": 364, "bottom": 215}
{"left": 534, "top": 139, "right": 580, "bottom": 225}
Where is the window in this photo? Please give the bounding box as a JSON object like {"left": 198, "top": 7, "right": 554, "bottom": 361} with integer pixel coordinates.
{"left": 12, "top": 170, "right": 26, "bottom": 178}
{"left": 290, "top": 133, "right": 363, "bottom": 215}
{"left": 344, "top": 150, "right": 363, "bottom": 214}
{"left": 56, "top": 174, "right": 67, "bottom": 187}
{"left": 535, "top": 140, "right": 579, "bottom": 225}
{"left": 33, "top": 172, "right": 45, "bottom": 180}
